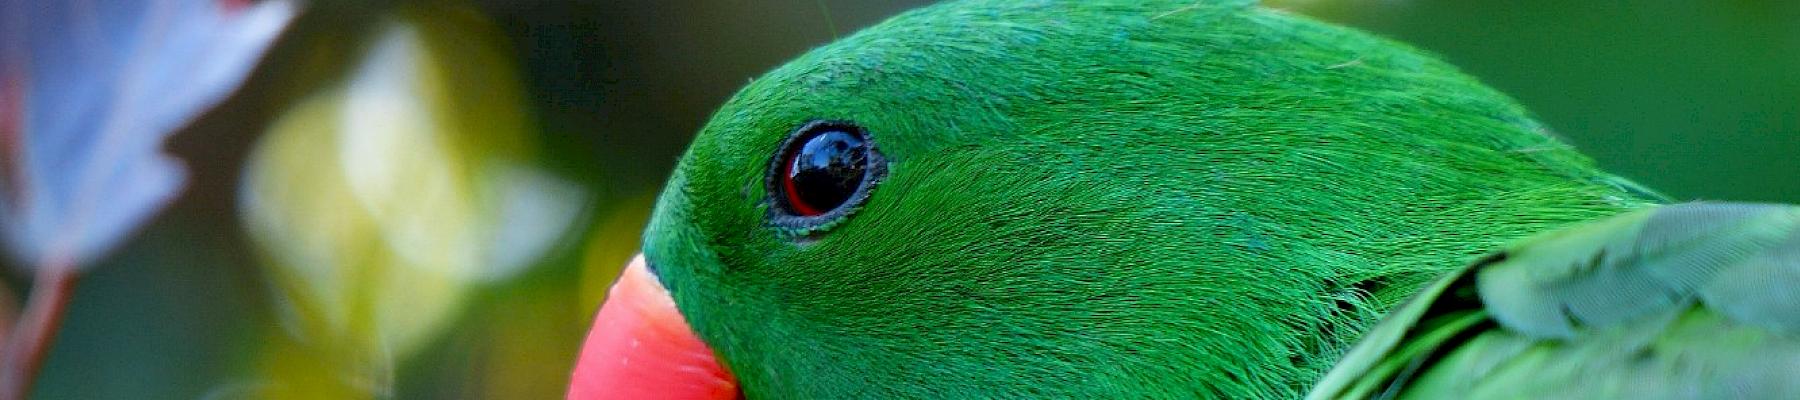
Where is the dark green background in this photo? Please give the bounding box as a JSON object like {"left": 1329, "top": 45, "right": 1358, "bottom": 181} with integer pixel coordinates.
{"left": 21, "top": 1, "right": 1798, "bottom": 398}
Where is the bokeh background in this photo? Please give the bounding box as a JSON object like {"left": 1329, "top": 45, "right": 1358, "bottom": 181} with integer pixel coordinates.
{"left": 7, "top": 1, "right": 1798, "bottom": 398}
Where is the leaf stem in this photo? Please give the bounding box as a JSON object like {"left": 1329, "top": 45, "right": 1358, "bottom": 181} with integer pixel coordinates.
{"left": 0, "top": 259, "right": 79, "bottom": 400}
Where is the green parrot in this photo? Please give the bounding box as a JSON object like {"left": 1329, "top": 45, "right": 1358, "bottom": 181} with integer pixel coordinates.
{"left": 570, "top": 0, "right": 1665, "bottom": 398}
{"left": 1308, "top": 203, "right": 1800, "bottom": 400}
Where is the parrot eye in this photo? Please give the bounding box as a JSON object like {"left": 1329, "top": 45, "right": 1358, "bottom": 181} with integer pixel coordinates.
{"left": 766, "top": 120, "right": 885, "bottom": 229}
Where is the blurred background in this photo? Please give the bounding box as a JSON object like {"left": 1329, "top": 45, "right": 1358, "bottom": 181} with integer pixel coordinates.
{"left": 4, "top": 0, "right": 1797, "bottom": 398}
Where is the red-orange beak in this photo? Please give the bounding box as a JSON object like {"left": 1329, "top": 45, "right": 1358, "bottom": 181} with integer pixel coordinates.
{"left": 568, "top": 255, "right": 739, "bottom": 400}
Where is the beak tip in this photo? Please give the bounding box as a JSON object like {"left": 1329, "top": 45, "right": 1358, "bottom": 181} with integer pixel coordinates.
{"left": 569, "top": 255, "right": 739, "bottom": 400}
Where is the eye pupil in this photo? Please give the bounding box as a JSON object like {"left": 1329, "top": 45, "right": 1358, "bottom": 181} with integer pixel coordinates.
{"left": 767, "top": 120, "right": 885, "bottom": 228}
{"left": 781, "top": 129, "right": 868, "bottom": 216}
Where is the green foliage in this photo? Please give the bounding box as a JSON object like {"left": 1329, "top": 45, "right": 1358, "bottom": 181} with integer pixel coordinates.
{"left": 645, "top": 1, "right": 1653, "bottom": 398}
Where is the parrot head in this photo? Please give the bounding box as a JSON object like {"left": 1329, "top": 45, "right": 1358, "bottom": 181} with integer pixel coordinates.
{"left": 572, "top": 1, "right": 1651, "bottom": 398}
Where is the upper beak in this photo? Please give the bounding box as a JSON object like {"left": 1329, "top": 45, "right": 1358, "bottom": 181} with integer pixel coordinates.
{"left": 568, "top": 254, "right": 740, "bottom": 399}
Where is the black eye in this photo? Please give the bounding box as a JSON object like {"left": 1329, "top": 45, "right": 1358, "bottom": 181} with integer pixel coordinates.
{"left": 767, "top": 121, "right": 885, "bottom": 229}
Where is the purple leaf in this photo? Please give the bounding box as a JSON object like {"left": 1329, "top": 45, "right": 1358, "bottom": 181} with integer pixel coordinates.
{"left": 0, "top": 0, "right": 296, "bottom": 268}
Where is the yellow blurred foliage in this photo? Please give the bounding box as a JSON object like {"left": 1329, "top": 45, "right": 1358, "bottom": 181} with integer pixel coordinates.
{"left": 238, "top": 5, "right": 584, "bottom": 397}
{"left": 579, "top": 194, "right": 657, "bottom": 313}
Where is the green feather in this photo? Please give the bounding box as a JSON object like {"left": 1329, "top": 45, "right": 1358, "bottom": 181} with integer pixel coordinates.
{"left": 1309, "top": 203, "right": 1800, "bottom": 399}
{"left": 644, "top": 0, "right": 1654, "bottom": 398}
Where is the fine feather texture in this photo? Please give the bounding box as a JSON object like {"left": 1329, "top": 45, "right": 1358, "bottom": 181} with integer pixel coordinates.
{"left": 645, "top": 1, "right": 1655, "bottom": 398}
{"left": 1309, "top": 203, "right": 1800, "bottom": 399}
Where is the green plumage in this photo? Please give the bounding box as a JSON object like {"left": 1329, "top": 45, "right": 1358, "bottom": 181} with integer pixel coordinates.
{"left": 644, "top": 0, "right": 1655, "bottom": 398}
{"left": 1310, "top": 203, "right": 1800, "bottom": 399}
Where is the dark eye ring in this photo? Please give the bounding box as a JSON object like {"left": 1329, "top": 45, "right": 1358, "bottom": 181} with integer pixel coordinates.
{"left": 765, "top": 120, "right": 886, "bottom": 232}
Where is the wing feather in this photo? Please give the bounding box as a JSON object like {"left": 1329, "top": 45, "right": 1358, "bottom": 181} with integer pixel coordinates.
{"left": 1310, "top": 203, "right": 1800, "bottom": 400}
